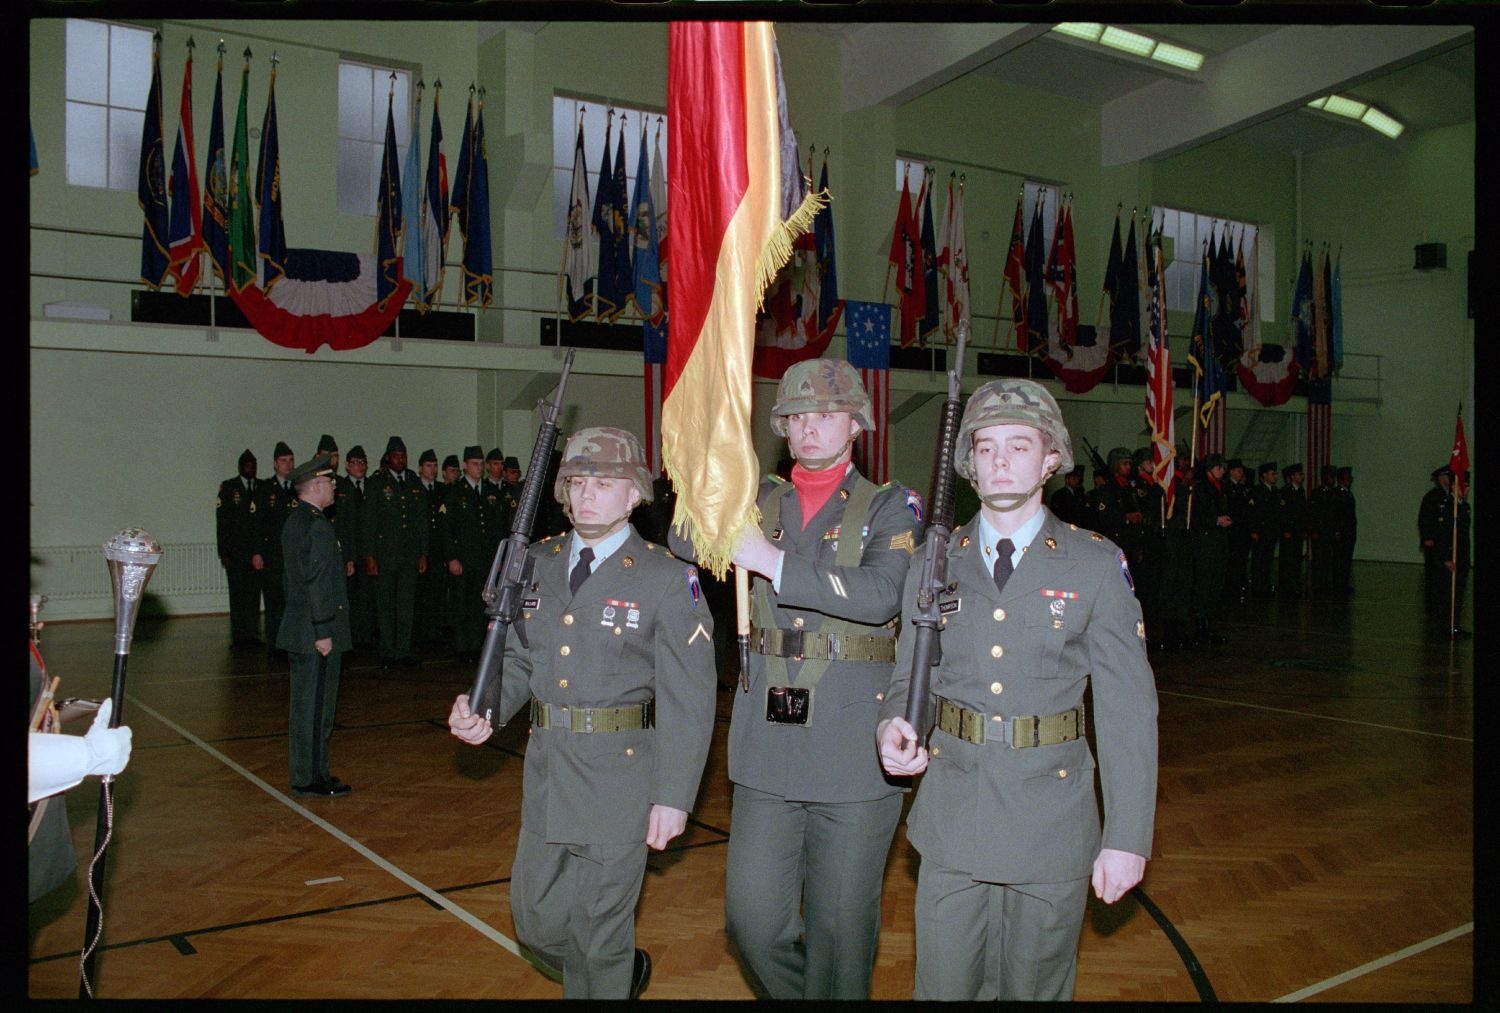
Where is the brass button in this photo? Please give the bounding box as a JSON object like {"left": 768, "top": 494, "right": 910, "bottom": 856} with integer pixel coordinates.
{"left": 993, "top": 607, "right": 1006, "bottom": 622}
{"left": 625, "top": 748, "right": 635, "bottom": 757}
{"left": 614, "top": 627, "right": 622, "bottom": 636}
{"left": 563, "top": 615, "right": 574, "bottom": 626}
{"left": 560, "top": 645, "right": 571, "bottom": 656}
{"left": 558, "top": 679, "right": 568, "bottom": 689}
{"left": 525, "top": 612, "right": 533, "bottom": 620}
{"left": 990, "top": 645, "right": 1004, "bottom": 659}
{"left": 990, "top": 681, "right": 1003, "bottom": 695}
{"left": 793, "top": 617, "right": 805, "bottom": 629}
{"left": 1058, "top": 769, "right": 1069, "bottom": 779}
{"left": 931, "top": 746, "right": 941, "bottom": 757}
{"left": 991, "top": 714, "right": 1004, "bottom": 723}
{"left": 940, "top": 617, "right": 948, "bottom": 627}
{"left": 875, "top": 692, "right": 884, "bottom": 701}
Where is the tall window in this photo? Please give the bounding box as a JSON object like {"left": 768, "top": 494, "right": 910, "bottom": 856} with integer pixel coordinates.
{"left": 1154, "top": 206, "right": 1261, "bottom": 314}
{"left": 553, "top": 95, "right": 667, "bottom": 240}
{"left": 337, "top": 61, "right": 412, "bottom": 216}
{"left": 64, "top": 19, "right": 154, "bottom": 190}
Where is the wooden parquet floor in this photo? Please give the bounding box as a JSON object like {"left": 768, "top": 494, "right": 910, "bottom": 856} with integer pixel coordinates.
{"left": 25, "top": 561, "right": 1473, "bottom": 1002}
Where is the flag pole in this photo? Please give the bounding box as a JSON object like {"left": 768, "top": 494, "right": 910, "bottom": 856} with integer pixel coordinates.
{"left": 1448, "top": 479, "right": 1459, "bottom": 638}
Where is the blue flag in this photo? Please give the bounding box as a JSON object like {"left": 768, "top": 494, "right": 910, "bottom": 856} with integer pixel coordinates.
{"left": 1290, "top": 248, "right": 1314, "bottom": 374}
{"left": 255, "top": 68, "right": 286, "bottom": 291}
{"left": 592, "top": 116, "right": 620, "bottom": 321}
{"left": 402, "top": 91, "right": 424, "bottom": 308}
{"left": 1190, "top": 245, "right": 1225, "bottom": 426}
{"left": 1023, "top": 198, "right": 1048, "bottom": 354}
{"left": 422, "top": 88, "right": 449, "bottom": 309}
{"left": 630, "top": 123, "right": 662, "bottom": 326}
{"left": 845, "top": 299, "right": 892, "bottom": 368}
{"left": 375, "top": 92, "right": 404, "bottom": 310}
{"left": 919, "top": 174, "right": 940, "bottom": 343}
{"left": 139, "top": 39, "right": 170, "bottom": 289}
{"left": 202, "top": 55, "right": 230, "bottom": 284}
{"left": 450, "top": 89, "right": 493, "bottom": 308}
{"left": 608, "top": 124, "right": 632, "bottom": 320}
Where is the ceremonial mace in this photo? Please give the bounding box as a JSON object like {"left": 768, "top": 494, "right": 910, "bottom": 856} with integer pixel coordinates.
{"left": 78, "top": 528, "right": 162, "bottom": 999}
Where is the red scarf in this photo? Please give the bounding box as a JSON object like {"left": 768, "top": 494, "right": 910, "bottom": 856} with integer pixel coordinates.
{"left": 791, "top": 463, "right": 848, "bottom": 530}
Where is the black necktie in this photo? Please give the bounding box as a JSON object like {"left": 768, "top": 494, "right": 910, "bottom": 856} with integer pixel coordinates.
{"left": 569, "top": 547, "right": 595, "bottom": 596}
{"left": 993, "top": 538, "right": 1015, "bottom": 593}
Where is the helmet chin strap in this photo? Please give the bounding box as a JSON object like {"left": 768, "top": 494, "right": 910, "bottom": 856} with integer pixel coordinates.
{"left": 792, "top": 438, "right": 856, "bottom": 472}
{"left": 572, "top": 516, "right": 629, "bottom": 540}
{"left": 974, "top": 469, "right": 1057, "bottom": 512}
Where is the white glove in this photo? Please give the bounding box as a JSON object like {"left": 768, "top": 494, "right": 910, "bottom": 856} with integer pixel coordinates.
{"left": 28, "top": 699, "right": 133, "bottom": 804}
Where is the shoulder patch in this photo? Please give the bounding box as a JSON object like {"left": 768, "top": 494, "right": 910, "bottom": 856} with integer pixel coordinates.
{"left": 1118, "top": 550, "right": 1135, "bottom": 592}
{"left": 684, "top": 565, "right": 702, "bottom": 607}
{"left": 904, "top": 488, "right": 924, "bottom": 523}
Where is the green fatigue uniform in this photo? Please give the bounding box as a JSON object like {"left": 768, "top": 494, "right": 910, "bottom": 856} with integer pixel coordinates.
{"left": 440, "top": 471, "right": 509, "bottom": 656}
{"left": 1332, "top": 469, "right": 1356, "bottom": 594}
{"left": 334, "top": 455, "right": 375, "bottom": 648}
{"left": 260, "top": 467, "right": 299, "bottom": 652}
{"left": 725, "top": 470, "right": 920, "bottom": 999}
{"left": 362, "top": 451, "right": 430, "bottom": 664}
{"left": 278, "top": 478, "right": 352, "bottom": 790}
{"left": 495, "top": 528, "right": 714, "bottom": 998}
{"left": 881, "top": 512, "right": 1158, "bottom": 1000}
{"left": 216, "top": 454, "right": 265, "bottom": 645}
{"left": 1278, "top": 467, "right": 1308, "bottom": 599}
{"left": 1245, "top": 466, "right": 1280, "bottom": 598}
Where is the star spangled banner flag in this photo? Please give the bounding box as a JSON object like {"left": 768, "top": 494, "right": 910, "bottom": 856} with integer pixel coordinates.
{"left": 1144, "top": 231, "right": 1175, "bottom": 519}
{"left": 563, "top": 118, "right": 593, "bottom": 321}
{"left": 139, "top": 36, "right": 170, "bottom": 289}
{"left": 166, "top": 43, "right": 204, "bottom": 296}
{"left": 227, "top": 56, "right": 256, "bottom": 293}
{"left": 421, "top": 86, "right": 449, "bottom": 310}
{"left": 663, "top": 20, "right": 825, "bottom": 576}
{"left": 375, "top": 89, "right": 404, "bottom": 310}
{"left": 845, "top": 299, "right": 893, "bottom": 484}
{"left": 202, "top": 51, "right": 230, "bottom": 284}
{"left": 402, "top": 88, "right": 424, "bottom": 309}
{"left": 255, "top": 63, "right": 286, "bottom": 292}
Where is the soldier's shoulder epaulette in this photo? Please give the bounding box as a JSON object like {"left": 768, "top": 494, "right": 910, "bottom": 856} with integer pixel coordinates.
{"left": 765, "top": 473, "right": 787, "bottom": 485}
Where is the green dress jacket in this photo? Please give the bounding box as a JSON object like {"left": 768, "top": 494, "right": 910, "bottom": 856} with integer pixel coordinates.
{"left": 277, "top": 501, "right": 352, "bottom": 653}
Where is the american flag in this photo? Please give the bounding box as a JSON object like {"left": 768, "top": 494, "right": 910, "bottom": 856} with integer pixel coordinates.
{"left": 1143, "top": 228, "right": 1175, "bottom": 519}
{"left": 845, "top": 299, "right": 893, "bottom": 484}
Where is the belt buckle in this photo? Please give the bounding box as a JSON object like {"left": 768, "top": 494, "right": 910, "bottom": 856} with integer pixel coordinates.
{"left": 580, "top": 708, "right": 594, "bottom": 733}
{"left": 826, "top": 633, "right": 841, "bottom": 659}
{"left": 783, "top": 629, "right": 804, "bottom": 660}
{"left": 642, "top": 700, "right": 655, "bottom": 729}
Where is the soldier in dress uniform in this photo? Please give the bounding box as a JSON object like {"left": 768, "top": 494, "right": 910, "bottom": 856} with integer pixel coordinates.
{"left": 414, "top": 449, "right": 448, "bottom": 647}
{"left": 1308, "top": 465, "right": 1340, "bottom": 595}
{"left": 1048, "top": 464, "right": 1088, "bottom": 528}
{"left": 448, "top": 427, "right": 715, "bottom": 999}
{"left": 441, "top": 445, "right": 509, "bottom": 663}
{"left": 502, "top": 455, "right": 524, "bottom": 497}
{"left": 1245, "top": 462, "right": 1280, "bottom": 598}
{"left": 217, "top": 448, "right": 266, "bottom": 647}
{"left": 279, "top": 453, "right": 352, "bottom": 798}
{"left": 334, "top": 445, "right": 376, "bottom": 650}
{"left": 317, "top": 434, "right": 340, "bottom": 475}
{"left": 362, "top": 437, "right": 429, "bottom": 668}
{"left": 1418, "top": 465, "right": 1470, "bottom": 634}
{"left": 441, "top": 453, "right": 461, "bottom": 486}
{"left": 877, "top": 378, "right": 1157, "bottom": 1002}
{"left": 1188, "top": 453, "right": 1232, "bottom": 645}
{"left": 672, "top": 359, "right": 921, "bottom": 1000}
{"left": 484, "top": 447, "right": 507, "bottom": 494}
{"left": 261, "top": 441, "right": 299, "bottom": 660}
{"left": 1223, "top": 459, "right": 1251, "bottom": 602}
{"left": 1333, "top": 467, "right": 1357, "bottom": 594}
{"left": 1149, "top": 448, "right": 1194, "bottom": 652}
{"left": 1278, "top": 463, "right": 1308, "bottom": 599}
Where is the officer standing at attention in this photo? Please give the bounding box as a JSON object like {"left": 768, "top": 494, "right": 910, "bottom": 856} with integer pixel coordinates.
{"left": 441, "top": 445, "right": 508, "bottom": 663}
{"left": 441, "top": 453, "right": 461, "bottom": 486}
{"left": 261, "top": 441, "right": 299, "bottom": 660}
{"left": 1048, "top": 464, "right": 1088, "bottom": 527}
{"left": 414, "top": 449, "right": 447, "bottom": 648}
{"left": 1222, "top": 459, "right": 1252, "bottom": 602}
{"left": 363, "top": 437, "right": 429, "bottom": 669}
{"left": 1278, "top": 463, "right": 1308, "bottom": 599}
{"left": 484, "top": 447, "right": 507, "bottom": 496}
{"left": 675, "top": 359, "right": 921, "bottom": 1000}
{"left": 1418, "top": 464, "right": 1470, "bottom": 634}
{"left": 1308, "top": 465, "right": 1339, "bottom": 595}
{"left": 448, "top": 427, "right": 715, "bottom": 999}
{"left": 877, "top": 378, "right": 1158, "bottom": 1002}
{"left": 1245, "top": 462, "right": 1280, "bottom": 598}
{"left": 217, "top": 448, "right": 266, "bottom": 647}
{"left": 1188, "top": 453, "right": 1231, "bottom": 645}
{"left": 1332, "top": 467, "right": 1357, "bottom": 594}
{"left": 279, "top": 452, "right": 353, "bottom": 798}
{"left": 335, "top": 445, "right": 376, "bottom": 650}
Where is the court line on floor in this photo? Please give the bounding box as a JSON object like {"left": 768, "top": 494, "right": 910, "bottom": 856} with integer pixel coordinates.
{"left": 1156, "top": 691, "right": 1473, "bottom": 742}
{"left": 128, "top": 697, "right": 527, "bottom": 962}
{"left": 1271, "top": 923, "right": 1472, "bottom": 1002}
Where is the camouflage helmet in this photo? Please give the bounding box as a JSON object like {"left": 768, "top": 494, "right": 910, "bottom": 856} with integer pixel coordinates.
{"left": 769, "top": 359, "right": 875, "bottom": 436}
{"left": 1106, "top": 446, "right": 1133, "bottom": 469}
{"left": 553, "top": 426, "right": 654, "bottom": 504}
{"left": 954, "top": 378, "right": 1074, "bottom": 480}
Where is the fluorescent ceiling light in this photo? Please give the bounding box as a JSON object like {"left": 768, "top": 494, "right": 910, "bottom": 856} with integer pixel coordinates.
{"left": 1305, "top": 97, "right": 1329, "bottom": 110}
{"left": 1099, "top": 26, "right": 1156, "bottom": 57}
{"left": 1360, "top": 106, "right": 1404, "bottom": 139}
{"left": 1052, "top": 23, "right": 1104, "bottom": 42}
{"left": 1322, "top": 94, "right": 1368, "bottom": 120}
{"left": 1151, "top": 42, "right": 1204, "bottom": 72}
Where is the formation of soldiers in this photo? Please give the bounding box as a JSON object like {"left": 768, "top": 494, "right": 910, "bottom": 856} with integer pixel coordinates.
{"left": 216, "top": 435, "right": 569, "bottom": 668}
{"left": 1051, "top": 448, "right": 1357, "bottom": 653}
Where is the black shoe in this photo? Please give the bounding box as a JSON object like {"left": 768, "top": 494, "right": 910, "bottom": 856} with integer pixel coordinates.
{"left": 629, "top": 948, "right": 652, "bottom": 1000}
{"left": 293, "top": 778, "right": 351, "bottom": 798}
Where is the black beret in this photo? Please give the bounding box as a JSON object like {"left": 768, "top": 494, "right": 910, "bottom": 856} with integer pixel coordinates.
{"left": 385, "top": 436, "right": 406, "bottom": 454}
{"left": 442, "top": 454, "right": 460, "bottom": 469}
{"left": 274, "top": 441, "right": 294, "bottom": 459}
{"left": 486, "top": 448, "right": 504, "bottom": 463}
{"left": 1284, "top": 463, "right": 1303, "bottom": 477}
{"left": 1225, "top": 458, "right": 1244, "bottom": 471}
{"left": 419, "top": 448, "right": 437, "bottom": 464}
{"left": 317, "top": 434, "right": 338, "bottom": 453}
{"left": 1258, "top": 462, "right": 1278, "bottom": 476}
{"left": 238, "top": 448, "right": 256, "bottom": 465}
{"left": 504, "top": 456, "right": 520, "bottom": 470}
{"left": 1337, "top": 467, "right": 1352, "bottom": 479}
{"left": 1202, "top": 453, "right": 1225, "bottom": 471}
{"left": 463, "top": 445, "right": 484, "bottom": 461}
{"left": 347, "top": 445, "right": 368, "bottom": 462}
{"left": 289, "top": 452, "right": 337, "bottom": 488}
{"left": 1432, "top": 465, "right": 1453, "bottom": 480}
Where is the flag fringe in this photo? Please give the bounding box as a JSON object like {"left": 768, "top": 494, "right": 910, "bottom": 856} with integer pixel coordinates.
{"left": 756, "top": 185, "right": 828, "bottom": 309}
{"left": 662, "top": 442, "right": 762, "bottom": 580}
